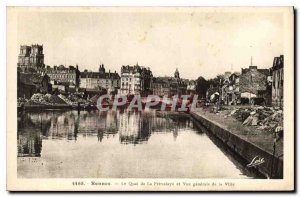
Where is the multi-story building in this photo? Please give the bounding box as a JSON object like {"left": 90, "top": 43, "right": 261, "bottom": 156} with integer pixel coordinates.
{"left": 80, "top": 64, "right": 120, "bottom": 94}
{"left": 220, "top": 72, "right": 232, "bottom": 103}
{"left": 218, "top": 55, "right": 273, "bottom": 105}
{"left": 151, "top": 69, "right": 187, "bottom": 97}
{"left": 271, "top": 55, "right": 284, "bottom": 107}
{"left": 18, "top": 44, "right": 45, "bottom": 72}
{"left": 170, "top": 68, "right": 187, "bottom": 95}
{"left": 45, "top": 65, "right": 80, "bottom": 88}
{"left": 152, "top": 77, "right": 169, "bottom": 96}
{"left": 152, "top": 77, "right": 177, "bottom": 96}
{"left": 222, "top": 72, "right": 240, "bottom": 105}
{"left": 119, "top": 63, "right": 152, "bottom": 95}
{"left": 239, "top": 65, "right": 271, "bottom": 104}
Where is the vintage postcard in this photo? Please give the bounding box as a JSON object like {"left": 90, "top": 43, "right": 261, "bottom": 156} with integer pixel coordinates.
{"left": 7, "top": 7, "right": 294, "bottom": 191}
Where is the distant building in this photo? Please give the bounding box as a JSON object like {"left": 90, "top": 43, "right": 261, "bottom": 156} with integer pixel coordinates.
{"left": 271, "top": 55, "right": 284, "bottom": 107}
{"left": 151, "top": 69, "right": 187, "bottom": 97}
{"left": 80, "top": 64, "right": 120, "bottom": 94}
{"left": 220, "top": 58, "right": 272, "bottom": 105}
{"left": 45, "top": 65, "right": 80, "bottom": 88}
{"left": 17, "top": 72, "right": 52, "bottom": 99}
{"left": 241, "top": 66, "right": 270, "bottom": 76}
{"left": 222, "top": 72, "right": 240, "bottom": 105}
{"left": 18, "top": 44, "right": 45, "bottom": 72}
{"left": 119, "top": 63, "right": 152, "bottom": 95}
{"left": 152, "top": 77, "right": 163, "bottom": 96}
{"left": 220, "top": 72, "right": 232, "bottom": 103}
{"left": 239, "top": 65, "right": 271, "bottom": 104}
{"left": 172, "top": 69, "right": 187, "bottom": 95}
{"left": 186, "top": 80, "right": 196, "bottom": 95}
{"left": 153, "top": 77, "right": 172, "bottom": 96}
{"left": 152, "top": 77, "right": 171, "bottom": 96}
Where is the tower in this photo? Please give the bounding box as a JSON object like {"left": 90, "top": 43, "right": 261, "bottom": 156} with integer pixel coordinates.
{"left": 174, "top": 68, "right": 180, "bottom": 79}
{"left": 18, "top": 44, "right": 44, "bottom": 72}
{"left": 99, "top": 64, "right": 106, "bottom": 74}
{"left": 30, "top": 44, "right": 44, "bottom": 68}
{"left": 18, "top": 45, "right": 31, "bottom": 68}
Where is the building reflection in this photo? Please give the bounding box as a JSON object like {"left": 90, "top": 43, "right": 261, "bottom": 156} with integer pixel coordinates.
{"left": 119, "top": 111, "right": 152, "bottom": 145}
{"left": 17, "top": 109, "right": 195, "bottom": 156}
{"left": 118, "top": 111, "right": 192, "bottom": 144}
{"left": 18, "top": 130, "right": 42, "bottom": 157}
{"left": 79, "top": 110, "right": 119, "bottom": 140}
{"left": 17, "top": 113, "right": 45, "bottom": 157}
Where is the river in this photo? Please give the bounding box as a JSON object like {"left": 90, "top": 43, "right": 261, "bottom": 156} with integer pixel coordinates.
{"left": 17, "top": 109, "right": 258, "bottom": 178}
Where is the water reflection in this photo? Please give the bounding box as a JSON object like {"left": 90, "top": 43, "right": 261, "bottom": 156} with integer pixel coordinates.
{"left": 17, "top": 110, "right": 194, "bottom": 156}
{"left": 17, "top": 109, "right": 257, "bottom": 179}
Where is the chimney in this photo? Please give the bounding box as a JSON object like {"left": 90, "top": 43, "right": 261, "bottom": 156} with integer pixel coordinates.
{"left": 249, "top": 66, "right": 257, "bottom": 70}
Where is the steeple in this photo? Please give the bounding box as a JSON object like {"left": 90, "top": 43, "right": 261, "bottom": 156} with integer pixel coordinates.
{"left": 99, "top": 64, "right": 105, "bottom": 74}
{"left": 174, "top": 68, "right": 180, "bottom": 79}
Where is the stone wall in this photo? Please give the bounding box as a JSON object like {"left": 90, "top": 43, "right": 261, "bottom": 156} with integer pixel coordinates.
{"left": 191, "top": 112, "right": 283, "bottom": 178}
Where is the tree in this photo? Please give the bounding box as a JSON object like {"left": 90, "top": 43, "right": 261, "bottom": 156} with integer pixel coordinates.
{"left": 195, "top": 76, "right": 209, "bottom": 98}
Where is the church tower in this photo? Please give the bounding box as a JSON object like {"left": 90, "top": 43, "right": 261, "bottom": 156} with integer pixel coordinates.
{"left": 174, "top": 68, "right": 180, "bottom": 79}
{"left": 99, "top": 64, "right": 106, "bottom": 74}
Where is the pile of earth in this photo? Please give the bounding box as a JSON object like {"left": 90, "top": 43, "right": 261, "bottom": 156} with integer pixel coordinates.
{"left": 68, "top": 93, "right": 87, "bottom": 104}
{"left": 29, "top": 93, "right": 67, "bottom": 105}
{"left": 230, "top": 106, "right": 283, "bottom": 132}
{"left": 58, "top": 94, "right": 74, "bottom": 105}
{"left": 17, "top": 97, "right": 28, "bottom": 106}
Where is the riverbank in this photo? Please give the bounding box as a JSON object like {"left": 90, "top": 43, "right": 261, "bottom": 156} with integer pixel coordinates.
{"left": 191, "top": 108, "right": 283, "bottom": 178}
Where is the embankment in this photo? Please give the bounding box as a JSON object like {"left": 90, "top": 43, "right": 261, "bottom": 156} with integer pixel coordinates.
{"left": 191, "top": 111, "right": 283, "bottom": 179}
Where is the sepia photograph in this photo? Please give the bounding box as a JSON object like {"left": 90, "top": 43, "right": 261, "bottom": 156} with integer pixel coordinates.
{"left": 6, "top": 6, "right": 294, "bottom": 191}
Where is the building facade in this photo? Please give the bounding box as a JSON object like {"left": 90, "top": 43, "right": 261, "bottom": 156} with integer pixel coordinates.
{"left": 222, "top": 72, "right": 240, "bottom": 105}
{"left": 18, "top": 44, "right": 45, "bottom": 72}
{"left": 45, "top": 65, "right": 80, "bottom": 88}
{"left": 271, "top": 55, "right": 284, "bottom": 107}
{"left": 152, "top": 77, "right": 171, "bottom": 96}
{"left": 119, "top": 64, "right": 152, "bottom": 95}
{"left": 151, "top": 69, "right": 187, "bottom": 97}
{"left": 80, "top": 64, "right": 120, "bottom": 94}
{"left": 239, "top": 65, "right": 270, "bottom": 104}
{"left": 220, "top": 62, "right": 271, "bottom": 105}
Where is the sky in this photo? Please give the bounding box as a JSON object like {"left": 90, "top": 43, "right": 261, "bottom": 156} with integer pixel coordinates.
{"left": 16, "top": 8, "right": 284, "bottom": 79}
